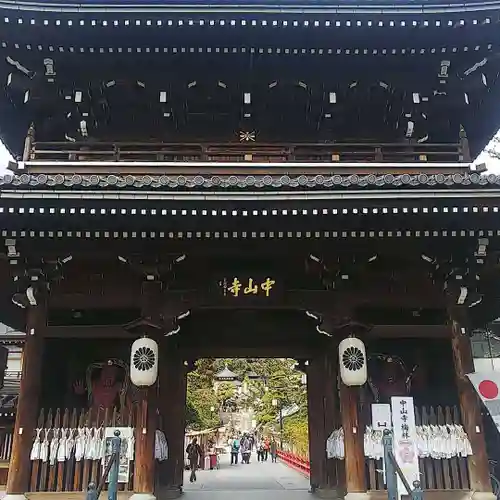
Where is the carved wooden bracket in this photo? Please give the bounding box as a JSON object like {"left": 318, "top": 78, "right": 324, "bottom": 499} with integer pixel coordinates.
{"left": 419, "top": 241, "right": 500, "bottom": 331}
{"left": 123, "top": 317, "right": 165, "bottom": 337}
{"left": 183, "top": 359, "right": 196, "bottom": 373}
{"left": 116, "top": 254, "right": 187, "bottom": 287}
{"left": 294, "top": 359, "right": 308, "bottom": 373}
{"left": 305, "top": 252, "right": 380, "bottom": 291}
{"left": 3, "top": 238, "right": 74, "bottom": 310}
{"left": 318, "top": 317, "right": 373, "bottom": 339}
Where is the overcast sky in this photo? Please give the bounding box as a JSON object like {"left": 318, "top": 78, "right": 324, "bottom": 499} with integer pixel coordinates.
{"left": 0, "top": 135, "right": 499, "bottom": 172}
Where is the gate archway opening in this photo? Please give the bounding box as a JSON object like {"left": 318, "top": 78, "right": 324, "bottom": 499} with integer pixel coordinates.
{"left": 158, "top": 308, "right": 338, "bottom": 495}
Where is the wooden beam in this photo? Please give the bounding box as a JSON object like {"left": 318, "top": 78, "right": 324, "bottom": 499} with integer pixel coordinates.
{"left": 47, "top": 288, "right": 445, "bottom": 313}
{"left": 5, "top": 238, "right": 476, "bottom": 264}
{"left": 450, "top": 319, "right": 492, "bottom": 493}
{"left": 370, "top": 324, "right": 452, "bottom": 338}
{"left": 162, "top": 289, "right": 445, "bottom": 316}
{"left": 43, "top": 324, "right": 452, "bottom": 339}
{"left": 6, "top": 304, "right": 46, "bottom": 496}
{"left": 179, "top": 344, "right": 320, "bottom": 359}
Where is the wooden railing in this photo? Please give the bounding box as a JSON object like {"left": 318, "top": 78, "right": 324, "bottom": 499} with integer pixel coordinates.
{"left": 4, "top": 370, "right": 22, "bottom": 381}
{"left": 29, "top": 407, "right": 135, "bottom": 493}
{"left": 0, "top": 428, "right": 14, "bottom": 485}
{"left": 366, "top": 405, "right": 469, "bottom": 491}
{"left": 0, "top": 428, "right": 13, "bottom": 461}
{"left": 277, "top": 450, "right": 310, "bottom": 476}
{"left": 278, "top": 406, "right": 469, "bottom": 492}
{"left": 28, "top": 141, "right": 468, "bottom": 164}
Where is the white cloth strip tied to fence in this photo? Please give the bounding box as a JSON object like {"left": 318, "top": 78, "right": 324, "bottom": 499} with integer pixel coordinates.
{"left": 327, "top": 428, "right": 345, "bottom": 459}
{"left": 155, "top": 430, "right": 168, "bottom": 461}
{"left": 29, "top": 426, "right": 165, "bottom": 463}
{"left": 30, "top": 426, "right": 168, "bottom": 463}
{"left": 30, "top": 428, "right": 42, "bottom": 460}
{"left": 326, "top": 425, "right": 473, "bottom": 460}
{"left": 40, "top": 429, "right": 50, "bottom": 462}
{"left": 57, "top": 428, "right": 67, "bottom": 462}
{"left": 65, "top": 428, "right": 75, "bottom": 459}
{"left": 87, "top": 427, "right": 104, "bottom": 460}
{"left": 30, "top": 427, "right": 134, "bottom": 462}
{"left": 127, "top": 429, "right": 135, "bottom": 461}
{"left": 49, "top": 429, "right": 59, "bottom": 465}
{"left": 74, "top": 427, "right": 86, "bottom": 461}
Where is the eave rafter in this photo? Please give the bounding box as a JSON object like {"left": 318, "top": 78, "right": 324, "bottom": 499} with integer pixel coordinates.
{"left": 419, "top": 237, "right": 500, "bottom": 330}
{"left": 0, "top": 29, "right": 496, "bottom": 149}
{"left": 1, "top": 237, "right": 75, "bottom": 310}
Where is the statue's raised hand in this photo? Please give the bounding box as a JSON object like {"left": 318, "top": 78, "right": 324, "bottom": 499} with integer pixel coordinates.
{"left": 73, "top": 379, "right": 86, "bottom": 395}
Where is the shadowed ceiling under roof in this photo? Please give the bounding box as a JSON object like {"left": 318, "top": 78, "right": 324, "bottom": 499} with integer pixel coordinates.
{"left": 0, "top": 6, "right": 497, "bottom": 156}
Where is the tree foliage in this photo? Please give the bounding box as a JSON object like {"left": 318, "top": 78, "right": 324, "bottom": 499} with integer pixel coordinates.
{"left": 185, "top": 386, "right": 219, "bottom": 431}
{"left": 283, "top": 409, "right": 309, "bottom": 457}
{"left": 487, "top": 136, "right": 500, "bottom": 160}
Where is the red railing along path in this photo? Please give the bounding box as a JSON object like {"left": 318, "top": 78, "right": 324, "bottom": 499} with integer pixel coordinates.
{"left": 277, "top": 450, "right": 310, "bottom": 476}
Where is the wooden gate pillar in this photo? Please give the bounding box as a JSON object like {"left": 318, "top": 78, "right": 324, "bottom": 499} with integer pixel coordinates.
{"left": 339, "top": 381, "right": 366, "bottom": 496}
{"left": 307, "top": 347, "right": 342, "bottom": 498}
{"left": 132, "top": 388, "right": 156, "bottom": 500}
{"left": 156, "top": 347, "right": 187, "bottom": 499}
{"left": 450, "top": 319, "right": 492, "bottom": 495}
{"left": 131, "top": 281, "right": 161, "bottom": 500}
{"left": 6, "top": 303, "right": 46, "bottom": 499}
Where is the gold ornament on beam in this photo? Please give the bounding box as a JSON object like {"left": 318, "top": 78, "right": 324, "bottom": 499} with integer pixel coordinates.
{"left": 239, "top": 130, "right": 256, "bottom": 142}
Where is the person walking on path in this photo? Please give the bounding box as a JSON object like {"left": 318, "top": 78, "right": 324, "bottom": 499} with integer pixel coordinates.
{"left": 186, "top": 437, "right": 202, "bottom": 483}
{"left": 257, "top": 439, "right": 265, "bottom": 462}
{"left": 263, "top": 437, "right": 270, "bottom": 461}
{"left": 230, "top": 436, "right": 240, "bottom": 465}
{"left": 270, "top": 438, "right": 278, "bottom": 463}
{"left": 240, "top": 434, "right": 251, "bottom": 464}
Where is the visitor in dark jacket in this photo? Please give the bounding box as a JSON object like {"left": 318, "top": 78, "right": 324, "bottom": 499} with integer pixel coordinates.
{"left": 186, "top": 437, "right": 202, "bottom": 482}
{"left": 240, "top": 435, "right": 251, "bottom": 464}
{"left": 270, "top": 438, "right": 278, "bottom": 462}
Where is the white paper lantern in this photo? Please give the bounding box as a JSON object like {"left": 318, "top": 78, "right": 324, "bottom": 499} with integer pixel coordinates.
{"left": 130, "top": 337, "right": 158, "bottom": 387}
{"left": 339, "top": 337, "right": 367, "bottom": 387}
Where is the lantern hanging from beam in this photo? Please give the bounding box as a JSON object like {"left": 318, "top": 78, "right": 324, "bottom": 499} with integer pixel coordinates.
{"left": 130, "top": 337, "right": 158, "bottom": 387}
{"left": 339, "top": 337, "right": 367, "bottom": 387}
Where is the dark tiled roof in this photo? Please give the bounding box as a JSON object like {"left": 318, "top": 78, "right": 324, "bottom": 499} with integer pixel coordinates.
{"left": 0, "top": 172, "right": 499, "bottom": 190}
{"left": 215, "top": 366, "right": 237, "bottom": 380}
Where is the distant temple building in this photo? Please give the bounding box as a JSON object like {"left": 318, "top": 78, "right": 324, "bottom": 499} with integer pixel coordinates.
{"left": 213, "top": 366, "right": 241, "bottom": 393}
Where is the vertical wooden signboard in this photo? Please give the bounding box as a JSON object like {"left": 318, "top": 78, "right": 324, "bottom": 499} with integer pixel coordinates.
{"left": 390, "top": 397, "right": 420, "bottom": 499}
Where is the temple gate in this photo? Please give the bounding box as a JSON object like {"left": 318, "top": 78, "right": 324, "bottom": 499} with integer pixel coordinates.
{"left": 0, "top": 1, "right": 497, "bottom": 500}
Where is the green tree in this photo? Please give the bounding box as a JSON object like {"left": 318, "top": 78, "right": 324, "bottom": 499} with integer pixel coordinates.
{"left": 188, "top": 358, "right": 217, "bottom": 391}
{"left": 186, "top": 386, "right": 219, "bottom": 431}
{"left": 185, "top": 359, "right": 220, "bottom": 430}
{"left": 283, "top": 409, "right": 309, "bottom": 457}
{"left": 246, "top": 359, "right": 306, "bottom": 425}
{"left": 215, "top": 381, "right": 236, "bottom": 408}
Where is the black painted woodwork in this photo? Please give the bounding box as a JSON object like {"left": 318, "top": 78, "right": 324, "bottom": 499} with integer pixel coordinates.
{"left": 0, "top": 5, "right": 497, "bottom": 155}
{"left": 48, "top": 308, "right": 141, "bottom": 326}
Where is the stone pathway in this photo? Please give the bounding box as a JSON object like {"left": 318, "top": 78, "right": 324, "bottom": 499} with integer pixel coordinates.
{"left": 183, "top": 452, "right": 311, "bottom": 499}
